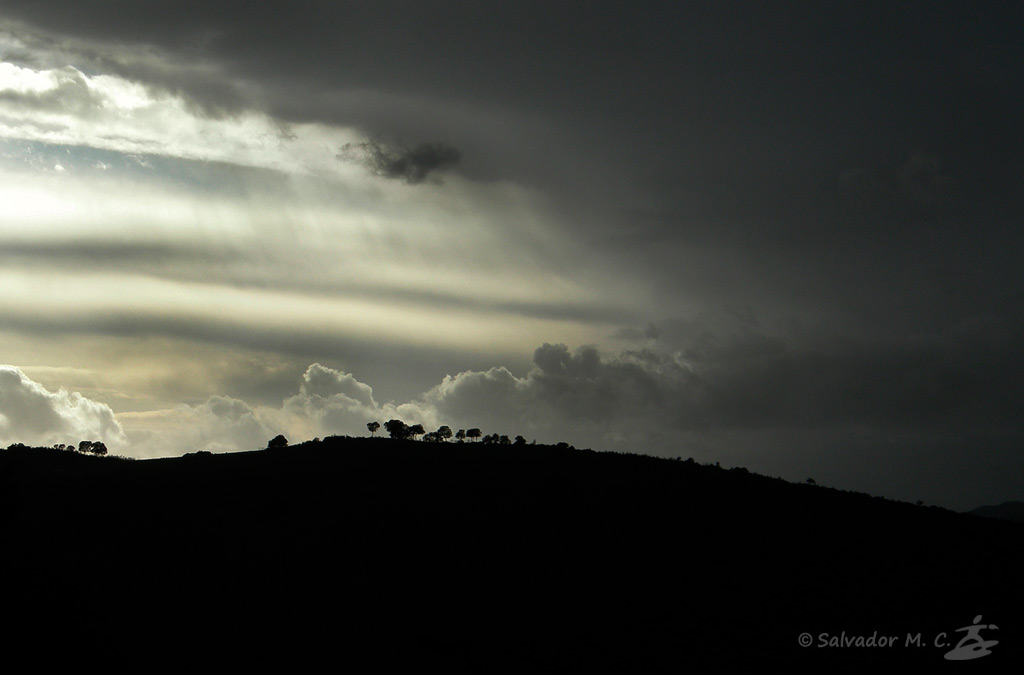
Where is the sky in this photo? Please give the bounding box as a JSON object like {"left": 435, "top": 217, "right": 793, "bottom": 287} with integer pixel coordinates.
{"left": 0, "top": 1, "right": 1021, "bottom": 511}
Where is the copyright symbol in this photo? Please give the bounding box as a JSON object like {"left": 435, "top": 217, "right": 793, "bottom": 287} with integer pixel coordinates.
{"left": 798, "top": 633, "right": 813, "bottom": 647}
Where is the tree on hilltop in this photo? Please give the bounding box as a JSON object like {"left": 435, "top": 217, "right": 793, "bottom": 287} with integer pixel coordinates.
{"left": 77, "top": 440, "right": 108, "bottom": 455}
{"left": 384, "top": 419, "right": 411, "bottom": 440}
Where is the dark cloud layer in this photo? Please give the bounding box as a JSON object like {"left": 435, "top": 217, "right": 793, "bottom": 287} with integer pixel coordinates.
{"left": 339, "top": 140, "right": 460, "bottom": 183}
{"left": 4, "top": 3, "right": 1020, "bottom": 212}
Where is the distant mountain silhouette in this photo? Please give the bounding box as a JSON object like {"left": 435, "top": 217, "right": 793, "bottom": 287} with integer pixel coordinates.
{"left": 970, "top": 501, "right": 1024, "bottom": 523}
{"left": 2, "top": 439, "right": 1021, "bottom": 671}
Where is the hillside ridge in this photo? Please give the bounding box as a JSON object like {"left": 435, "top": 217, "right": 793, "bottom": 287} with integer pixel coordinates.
{"left": 1, "top": 438, "right": 1020, "bottom": 671}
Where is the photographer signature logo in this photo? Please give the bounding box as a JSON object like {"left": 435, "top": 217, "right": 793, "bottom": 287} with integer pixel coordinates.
{"left": 801, "top": 614, "right": 1000, "bottom": 660}
{"left": 943, "top": 615, "right": 998, "bottom": 661}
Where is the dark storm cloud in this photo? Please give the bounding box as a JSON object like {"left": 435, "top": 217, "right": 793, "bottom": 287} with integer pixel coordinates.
{"left": 5, "top": 2, "right": 1021, "bottom": 201}
{"left": 4, "top": 0, "right": 1020, "bottom": 345}
{"left": 339, "top": 140, "right": 461, "bottom": 184}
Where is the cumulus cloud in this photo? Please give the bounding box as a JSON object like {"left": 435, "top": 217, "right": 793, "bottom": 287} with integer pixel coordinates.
{"left": 0, "top": 364, "right": 127, "bottom": 450}
{"left": 124, "top": 394, "right": 274, "bottom": 457}
{"left": 419, "top": 343, "right": 704, "bottom": 445}
{"left": 297, "top": 363, "right": 377, "bottom": 407}
{"left": 414, "top": 329, "right": 1024, "bottom": 453}
{"left": 279, "top": 363, "right": 434, "bottom": 439}
{"left": 122, "top": 362, "right": 448, "bottom": 456}
{"left": 20, "top": 323, "right": 1023, "bottom": 465}
{"left": 339, "top": 140, "right": 461, "bottom": 183}
{"left": 126, "top": 330, "right": 1024, "bottom": 458}
{"left": 27, "top": 325, "right": 1019, "bottom": 508}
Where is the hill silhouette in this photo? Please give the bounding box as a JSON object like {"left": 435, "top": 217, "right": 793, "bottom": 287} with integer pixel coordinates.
{"left": 971, "top": 501, "right": 1024, "bottom": 523}
{"left": 1, "top": 438, "right": 1020, "bottom": 671}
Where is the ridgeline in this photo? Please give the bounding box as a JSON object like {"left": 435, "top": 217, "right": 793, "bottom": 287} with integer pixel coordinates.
{"left": 2, "top": 438, "right": 1020, "bottom": 671}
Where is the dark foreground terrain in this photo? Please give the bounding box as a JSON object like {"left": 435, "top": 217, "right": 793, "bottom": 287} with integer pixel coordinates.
{"left": 2, "top": 439, "right": 1020, "bottom": 671}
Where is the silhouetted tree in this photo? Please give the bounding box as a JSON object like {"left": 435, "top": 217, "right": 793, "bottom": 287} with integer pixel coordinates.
{"left": 268, "top": 434, "right": 288, "bottom": 449}
{"left": 75, "top": 440, "right": 108, "bottom": 455}
{"left": 466, "top": 428, "right": 482, "bottom": 442}
{"left": 514, "top": 435, "right": 526, "bottom": 446}
{"left": 408, "top": 424, "right": 425, "bottom": 440}
{"left": 435, "top": 425, "right": 453, "bottom": 442}
{"left": 367, "top": 421, "right": 381, "bottom": 436}
{"left": 497, "top": 435, "right": 511, "bottom": 445}
{"left": 384, "top": 419, "right": 410, "bottom": 440}
{"left": 455, "top": 429, "right": 466, "bottom": 442}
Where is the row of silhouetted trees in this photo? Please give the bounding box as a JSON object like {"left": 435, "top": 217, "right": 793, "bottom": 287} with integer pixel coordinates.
{"left": 367, "top": 419, "right": 527, "bottom": 446}
{"left": 5, "top": 441, "right": 108, "bottom": 455}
